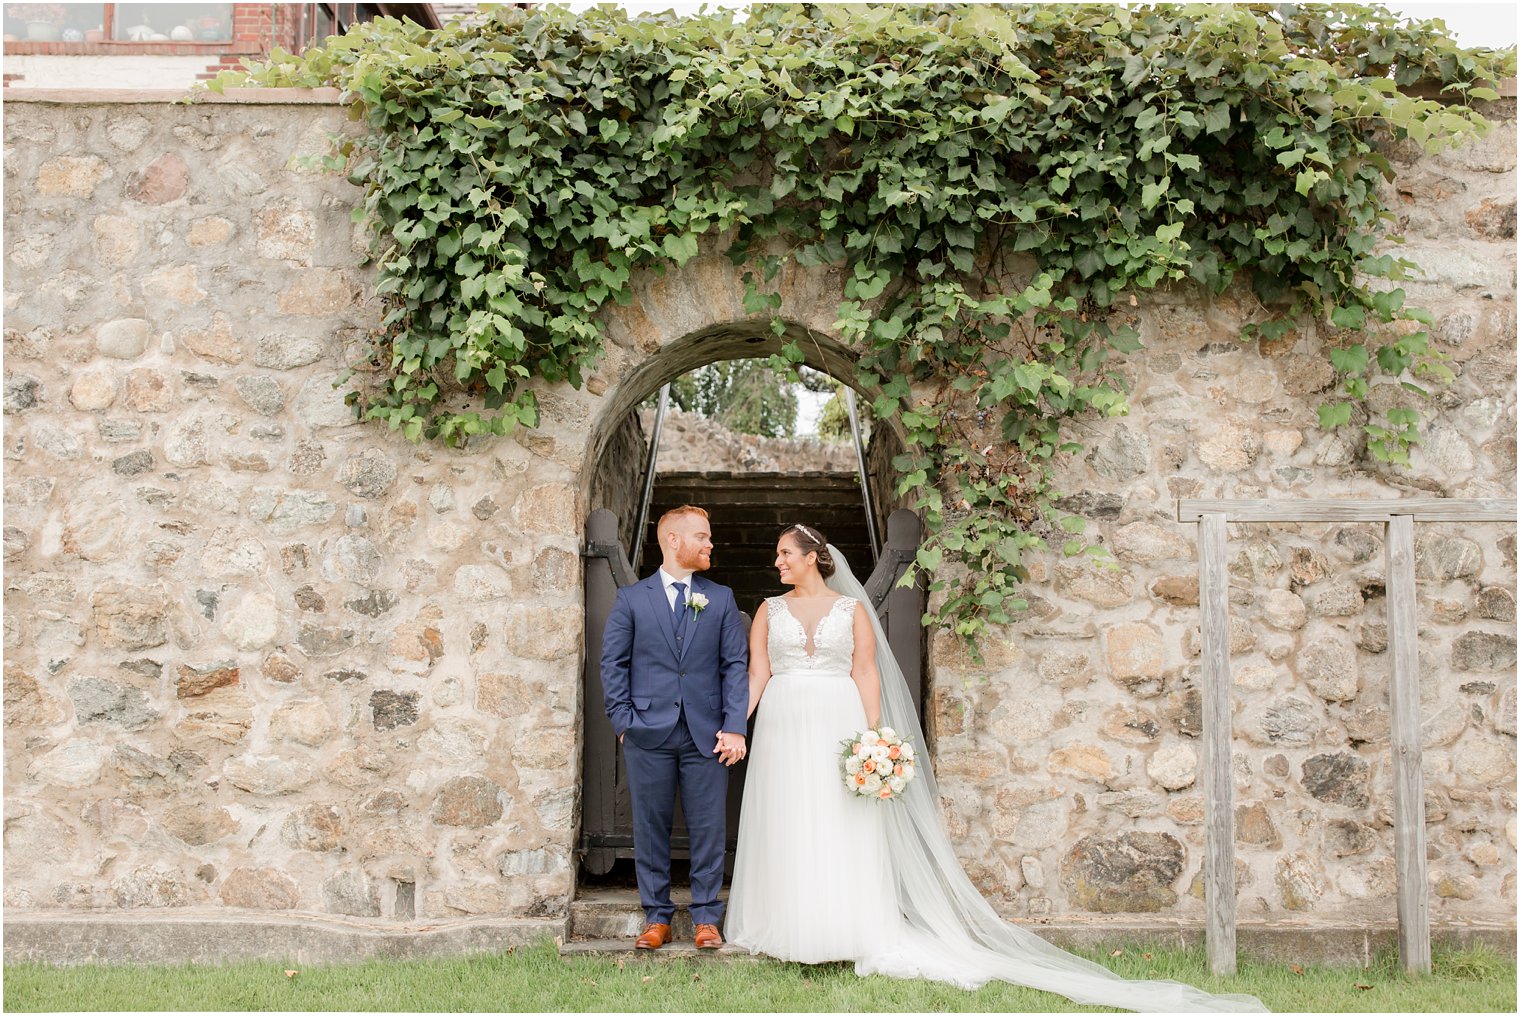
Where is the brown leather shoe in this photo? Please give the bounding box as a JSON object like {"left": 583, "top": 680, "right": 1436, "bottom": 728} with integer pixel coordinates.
{"left": 635, "top": 923, "right": 672, "bottom": 950}
{"left": 694, "top": 923, "right": 723, "bottom": 950}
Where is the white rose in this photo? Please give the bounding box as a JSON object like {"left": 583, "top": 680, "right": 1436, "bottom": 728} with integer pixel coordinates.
{"left": 845, "top": 756, "right": 862, "bottom": 775}
{"left": 879, "top": 726, "right": 897, "bottom": 739}
{"left": 872, "top": 746, "right": 891, "bottom": 765}
{"left": 863, "top": 774, "right": 883, "bottom": 792}
{"left": 899, "top": 743, "right": 915, "bottom": 760}
{"left": 861, "top": 729, "right": 878, "bottom": 743}
{"left": 888, "top": 777, "right": 906, "bottom": 794}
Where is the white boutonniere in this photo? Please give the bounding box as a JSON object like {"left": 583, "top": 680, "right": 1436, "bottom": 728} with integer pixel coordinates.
{"left": 688, "top": 592, "right": 709, "bottom": 616}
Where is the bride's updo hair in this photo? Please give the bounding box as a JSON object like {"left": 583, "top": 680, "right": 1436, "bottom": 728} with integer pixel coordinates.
{"left": 783, "top": 523, "right": 835, "bottom": 578}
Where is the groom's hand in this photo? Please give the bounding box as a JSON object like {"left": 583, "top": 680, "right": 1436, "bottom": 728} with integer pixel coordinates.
{"left": 714, "top": 731, "right": 746, "bottom": 766}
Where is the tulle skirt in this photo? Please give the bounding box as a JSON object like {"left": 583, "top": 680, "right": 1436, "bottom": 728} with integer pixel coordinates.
{"left": 723, "top": 669, "right": 1269, "bottom": 1010}
{"left": 725, "top": 669, "right": 902, "bottom": 963}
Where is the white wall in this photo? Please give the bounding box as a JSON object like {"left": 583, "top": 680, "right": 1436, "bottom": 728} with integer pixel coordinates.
{"left": 5, "top": 55, "right": 212, "bottom": 90}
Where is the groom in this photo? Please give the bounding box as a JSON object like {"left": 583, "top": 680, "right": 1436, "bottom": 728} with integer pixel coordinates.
{"left": 601, "top": 504, "right": 750, "bottom": 950}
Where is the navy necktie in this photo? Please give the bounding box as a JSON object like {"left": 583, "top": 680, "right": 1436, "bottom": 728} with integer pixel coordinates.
{"left": 672, "top": 581, "right": 689, "bottom": 652}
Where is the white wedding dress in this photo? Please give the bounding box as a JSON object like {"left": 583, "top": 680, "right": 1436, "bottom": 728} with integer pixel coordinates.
{"left": 725, "top": 556, "right": 1268, "bottom": 1013}
{"left": 725, "top": 595, "right": 900, "bottom": 961}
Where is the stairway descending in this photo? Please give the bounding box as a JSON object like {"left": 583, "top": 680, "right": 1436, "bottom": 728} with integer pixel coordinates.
{"left": 638, "top": 471, "right": 874, "bottom": 617}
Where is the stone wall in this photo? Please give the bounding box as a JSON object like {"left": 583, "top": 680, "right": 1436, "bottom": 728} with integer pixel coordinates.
{"left": 648, "top": 408, "right": 856, "bottom": 473}
{"left": 2, "top": 92, "right": 1514, "bottom": 946}
{"left": 3, "top": 94, "right": 591, "bottom": 926}
{"left": 926, "top": 107, "right": 1518, "bottom": 926}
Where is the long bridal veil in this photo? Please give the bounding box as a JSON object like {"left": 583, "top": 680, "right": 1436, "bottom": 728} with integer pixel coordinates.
{"left": 825, "top": 545, "right": 1267, "bottom": 1013}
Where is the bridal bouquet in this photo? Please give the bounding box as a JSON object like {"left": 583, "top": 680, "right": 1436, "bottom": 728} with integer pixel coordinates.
{"left": 840, "top": 726, "right": 917, "bottom": 801}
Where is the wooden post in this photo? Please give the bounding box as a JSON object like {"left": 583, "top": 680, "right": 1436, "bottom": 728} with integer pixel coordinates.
{"left": 1385, "top": 513, "right": 1431, "bottom": 974}
{"left": 1197, "top": 512, "right": 1238, "bottom": 976}
{"left": 1174, "top": 497, "right": 1515, "bottom": 974}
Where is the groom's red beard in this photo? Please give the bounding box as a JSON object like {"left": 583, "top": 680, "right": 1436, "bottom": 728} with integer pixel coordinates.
{"left": 678, "top": 546, "right": 711, "bottom": 572}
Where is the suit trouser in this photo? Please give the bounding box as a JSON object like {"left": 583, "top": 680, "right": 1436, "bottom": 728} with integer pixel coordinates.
{"left": 622, "top": 716, "right": 728, "bottom": 926}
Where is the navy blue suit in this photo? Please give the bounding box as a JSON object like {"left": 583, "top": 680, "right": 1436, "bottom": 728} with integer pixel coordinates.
{"left": 601, "top": 571, "right": 749, "bottom": 926}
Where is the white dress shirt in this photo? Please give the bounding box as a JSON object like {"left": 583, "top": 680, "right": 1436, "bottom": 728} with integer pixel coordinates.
{"left": 658, "top": 567, "right": 693, "bottom": 612}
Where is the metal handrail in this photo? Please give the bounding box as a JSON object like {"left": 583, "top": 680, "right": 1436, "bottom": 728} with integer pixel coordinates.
{"left": 629, "top": 384, "right": 670, "bottom": 575}
{"left": 845, "top": 387, "right": 880, "bottom": 564}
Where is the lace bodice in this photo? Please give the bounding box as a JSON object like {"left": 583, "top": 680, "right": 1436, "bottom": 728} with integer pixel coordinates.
{"left": 765, "top": 595, "right": 857, "bottom": 674}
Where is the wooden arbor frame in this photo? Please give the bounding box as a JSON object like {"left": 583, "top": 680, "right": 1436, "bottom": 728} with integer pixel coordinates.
{"left": 1176, "top": 498, "right": 1516, "bottom": 976}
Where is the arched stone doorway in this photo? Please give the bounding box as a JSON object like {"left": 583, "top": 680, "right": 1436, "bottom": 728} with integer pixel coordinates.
{"left": 585, "top": 320, "right": 907, "bottom": 577}
{"left": 575, "top": 319, "right": 922, "bottom": 897}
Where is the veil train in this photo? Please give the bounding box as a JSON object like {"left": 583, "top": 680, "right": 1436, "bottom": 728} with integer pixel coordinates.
{"left": 824, "top": 544, "right": 1267, "bottom": 1013}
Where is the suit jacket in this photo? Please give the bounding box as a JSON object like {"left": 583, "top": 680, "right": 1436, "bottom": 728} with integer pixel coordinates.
{"left": 601, "top": 572, "right": 749, "bottom": 751}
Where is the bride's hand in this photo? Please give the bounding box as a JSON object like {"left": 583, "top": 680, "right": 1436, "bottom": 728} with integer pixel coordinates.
{"left": 714, "top": 731, "right": 746, "bottom": 766}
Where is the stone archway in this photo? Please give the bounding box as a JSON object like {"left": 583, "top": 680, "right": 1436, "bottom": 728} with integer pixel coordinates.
{"left": 572, "top": 247, "right": 914, "bottom": 605}
{"left": 584, "top": 318, "right": 908, "bottom": 559}
{"left": 570, "top": 256, "right": 918, "bottom": 894}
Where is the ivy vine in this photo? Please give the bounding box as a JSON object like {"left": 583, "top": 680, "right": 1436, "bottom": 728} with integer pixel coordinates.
{"left": 210, "top": 3, "right": 1513, "bottom": 641}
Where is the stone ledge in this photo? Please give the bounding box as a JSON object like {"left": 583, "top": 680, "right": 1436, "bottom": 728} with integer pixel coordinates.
{"left": 1026, "top": 918, "right": 1517, "bottom": 968}
{"left": 565, "top": 901, "right": 1516, "bottom": 968}
{"left": 1, "top": 87, "right": 344, "bottom": 105}
{"left": 2, "top": 911, "right": 565, "bottom": 966}
{"left": 15, "top": 910, "right": 1507, "bottom": 969}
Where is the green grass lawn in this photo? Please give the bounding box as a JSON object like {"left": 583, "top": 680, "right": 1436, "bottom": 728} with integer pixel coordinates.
{"left": 3, "top": 937, "right": 1513, "bottom": 1013}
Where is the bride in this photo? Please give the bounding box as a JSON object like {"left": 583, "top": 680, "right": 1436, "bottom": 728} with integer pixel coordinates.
{"left": 724, "top": 523, "right": 1266, "bottom": 1013}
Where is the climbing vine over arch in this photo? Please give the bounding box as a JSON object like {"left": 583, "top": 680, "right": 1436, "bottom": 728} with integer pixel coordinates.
{"left": 212, "top": 3, "right": 1512, "bottom": 641}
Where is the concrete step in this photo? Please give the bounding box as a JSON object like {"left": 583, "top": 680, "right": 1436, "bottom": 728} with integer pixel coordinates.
{"left": 558, "top": 939, "right": 763, "bottom": 960}
{"left": 569, "top": 888, "right": 728, "bottom": 943}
